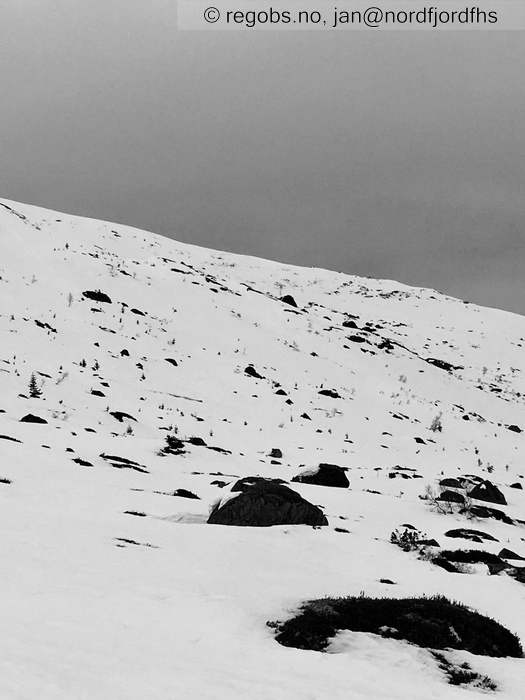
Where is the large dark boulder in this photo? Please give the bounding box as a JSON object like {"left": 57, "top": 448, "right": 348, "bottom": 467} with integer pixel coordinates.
{"left": 468, "top": 480, "right": 507, "bottom": 506}
{"left": 231, "top": 476, "right": 286, "bottom": 493}
{"left": 292, "top": 463, "right": 349, "bottom": 489}
{"left": 208, "top": 481, "right": 328, "bottom": 527}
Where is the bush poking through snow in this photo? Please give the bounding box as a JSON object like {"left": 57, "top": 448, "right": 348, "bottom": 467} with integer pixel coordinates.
{"left": 429, "top": 412, "right": 443, "bottom": 432}
{"left": 390, "top": 526, "right": 427, "bottom": 551}
{"left": 270, "top": 595, "right": 523, "bottom": 658}
{"left": 431, "top": 652, "right": 497, "bottom": 690}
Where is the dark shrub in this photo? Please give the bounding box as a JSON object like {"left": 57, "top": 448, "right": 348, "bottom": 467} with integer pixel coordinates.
{"left": 272, "top": 595, "right": 522, "bottom": 658}
{"left": 432, "top": 652, "right": 497, "bottom": 690}
{"left": 164, "top": 435, "right": 185, "bottom": 452}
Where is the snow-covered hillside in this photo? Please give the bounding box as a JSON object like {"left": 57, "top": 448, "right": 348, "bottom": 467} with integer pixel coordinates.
{"left": 1, "top": 197, "right": 524, "bottom": 699}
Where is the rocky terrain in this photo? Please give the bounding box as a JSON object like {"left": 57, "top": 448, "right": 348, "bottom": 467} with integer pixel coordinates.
{"left": 1, "top": 197, "right": 525, "bottom": 699}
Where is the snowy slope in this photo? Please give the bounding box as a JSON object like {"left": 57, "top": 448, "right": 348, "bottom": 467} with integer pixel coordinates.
{"left": 1, "top": 197, "right": 524, "bottom": 699}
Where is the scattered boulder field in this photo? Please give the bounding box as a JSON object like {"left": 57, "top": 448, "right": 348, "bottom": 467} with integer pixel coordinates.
{"left": 1, "top": 198, "right": 525, "bottom": 699}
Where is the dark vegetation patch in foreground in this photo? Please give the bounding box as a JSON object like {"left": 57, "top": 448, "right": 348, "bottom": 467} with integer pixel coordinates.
{"left": 270, "top": 595, "right": 523, "bottom": 658}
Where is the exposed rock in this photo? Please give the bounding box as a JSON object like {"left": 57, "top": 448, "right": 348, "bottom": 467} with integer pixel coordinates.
{"left": 280, "top": 294, "right": 298, "bottom": 308}
{"left": 110, "top": 411, "right": 137, "bottom": 423}
{"left": 269, "top": 448, "right": 283, "bottom": 459}
{"left": 466, "top": 504, "right": 513, "bottom": 525}
{"left": 0, "top": 434, "right": 22, "bottom": 443}
{"left": 439, "top": 477, "right": 463, "bottom": 489}
{"left": 318, "top": 389, "right": 341, "bottom": 399}
{"left": 292, "top": 463, "right": 349, "bottom": 489}
{"left": 347, "top": 335, "right": 367, "bottom": 344}
{"left": 231, "top": 476, "right": 286, "bottom": 492}
{"left": 445, "top": 528, "right": 498, "bottom": 543}
{"left": 82, "top": 290, "right": 112, "bottom": 304}
{"left": 439, "top": 549, "right": 510, "bottom": 575}
{"left": 20, "top": 414, "right": 47, "bottom": 424}
{"left": 208, "top": 481, "right": 328, "bottom": 527}
{"left": 432, "top": 557, "right": 461, "bottom": 573}
{"left": 426, "top": 358, "right": 463, "bottom": 372}
{"left": 100, "top": 453, "right": 149, "bottom": 474}
{"left": 509, "top": 567, "right": 525, "bottom": 584}
{"left": 499, "top": 548, "right": 525, "bottom": 561}
{"left": 187, "top": 436, "right": 207, "bottom": 446}
{"left": 417, "top": 538, "right": 440, "bottom": 547}
{"left": 437, "top": 489, "right": 465, "bottom": 504}
{"left": 468, "top": 480, "right": 507, "bottom": 506}
{"left": 244, "top": 365, "right": 264, "bottom": 379}
{"left": 72, "top": 457, "right": 93, "bottom": 467}
{"left": 173, "top": 489, "right": 200, "bottom": 499}
{"left": 510, "top": 482, "right": 523, "bottom": 490}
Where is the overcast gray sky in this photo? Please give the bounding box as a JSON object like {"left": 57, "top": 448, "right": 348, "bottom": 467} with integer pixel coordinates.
{"left": 1, "top": 1, "right": 524, "bottom": 313}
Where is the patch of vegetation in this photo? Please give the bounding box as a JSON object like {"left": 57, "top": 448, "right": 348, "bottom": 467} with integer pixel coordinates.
{"left": 270, "top": 595, "right": 523, "bottom": 658}
{"left": 390, "top": 526, "right": 428, "bottom": 551}
{"left": 432, "top": 652, "right": 497, "bottom": 691}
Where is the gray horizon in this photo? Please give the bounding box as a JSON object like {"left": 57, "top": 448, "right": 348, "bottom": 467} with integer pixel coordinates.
{"left": 1, "top": 1, "right": 524, "bottom": 314}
